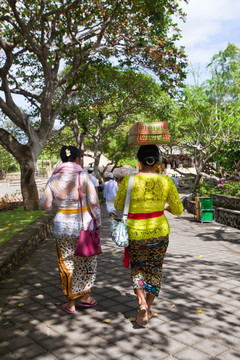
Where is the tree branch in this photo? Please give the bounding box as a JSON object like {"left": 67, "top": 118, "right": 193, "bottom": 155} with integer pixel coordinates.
{"left": 0, "top": 128, "right": 25, "bottom": 160}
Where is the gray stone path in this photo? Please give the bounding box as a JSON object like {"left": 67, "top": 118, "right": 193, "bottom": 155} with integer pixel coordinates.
{"left": 0, "top": 205, "right": 240, "bottom": 360}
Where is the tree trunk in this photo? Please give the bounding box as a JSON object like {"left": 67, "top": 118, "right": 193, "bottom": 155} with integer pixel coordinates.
{"left": 19, "top": 159, "right": 40, "bottom": 210}
{"left": 79, "top": 133, "right": 85, "bottom": 168}
{"left": 94, "top": 152, "right": 102, "bottom": 181}
{"left": 192, "top": 173, "right": 203, "bottom": 193}
{"left": 236, "top": 159, "right": 240, "bottom": 172}
{"left": 72, "top": 118, "right": 81, "bottom": 148}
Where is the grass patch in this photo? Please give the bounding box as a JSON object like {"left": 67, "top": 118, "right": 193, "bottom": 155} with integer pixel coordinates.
{"left": 0, "top": 206, "right": 45, "bottom": 246}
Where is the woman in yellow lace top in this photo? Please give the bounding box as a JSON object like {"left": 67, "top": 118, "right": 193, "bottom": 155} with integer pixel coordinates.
{"left": 114, "top": 145, "right": 183, "bottom": 326}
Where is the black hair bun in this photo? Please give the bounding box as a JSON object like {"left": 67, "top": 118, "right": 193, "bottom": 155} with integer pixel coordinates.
{"left": 60, "top": 145, "right": 80, "bottom": 163}
{"left": 144, "top": 156, "right": 156, "bottom": 166}
{"left": 137, "top": 145, "right": 159, "bottom": 166}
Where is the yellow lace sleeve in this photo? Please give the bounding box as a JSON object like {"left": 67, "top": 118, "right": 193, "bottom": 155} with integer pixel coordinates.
{"left": 167, "top": 178, "right": 183, "bottom": 216}
{"left": 114, "top": 175, "right": 129, "bottom": 211}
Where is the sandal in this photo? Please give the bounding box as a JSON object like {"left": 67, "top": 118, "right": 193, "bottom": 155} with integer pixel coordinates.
{"left": 77, "top": 297, "right": 97, "bottom": 308}
{"left": 148, "top": 311, "right": 153, "bottom": 322}
{"left": 62, "top": 304, "right": 76, "bottom": 315}
{"left": 137, "top": 305, "right": 148, "bottom": 326}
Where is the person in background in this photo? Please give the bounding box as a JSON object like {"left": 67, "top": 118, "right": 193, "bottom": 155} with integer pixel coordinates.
{"left": 114, "top": 145, "right": 183, "bottom": 326}
{"left": 98, "top": 180, "right": 104, "bottom": 204}
{"left": 172, "top": 174, "right": 179, "bottom": 189}
{"left": 40, "top": 146, "right": 101, "bottom": 314}
{"left": 88, "top": 166, "right": 98, "bottom": 192}
{"left": 103, "top": 172, "right": 119, "bottom": 217}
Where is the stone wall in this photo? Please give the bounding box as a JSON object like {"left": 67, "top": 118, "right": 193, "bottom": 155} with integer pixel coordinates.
{"left": 0, "top": 202, "right": 23, "bottom": 212}
{"left": 215, "top": 207, "right": 240, "bottom": 230}
{"left": 183, "top": 194, "right": 240, "bottom": 230}
{"left": 210, "top": 194, "right": 240, "bottom": 211}
{"left": 0, "top": 211, "right": 55, "bottom": 281}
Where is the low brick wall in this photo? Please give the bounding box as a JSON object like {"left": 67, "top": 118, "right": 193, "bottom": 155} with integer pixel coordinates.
{"left": 0, "top": 202, "right": 23, "bottom": 212}
{"left": 0, "top": 211, "right": 55, "bottom": 281}
{"left": 183, "top": 194, "right": 240, "bottom": 230}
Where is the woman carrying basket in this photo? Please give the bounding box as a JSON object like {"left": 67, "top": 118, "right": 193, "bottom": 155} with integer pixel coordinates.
{"left": 114, "top": 145, "right": 183, "bottom": 325}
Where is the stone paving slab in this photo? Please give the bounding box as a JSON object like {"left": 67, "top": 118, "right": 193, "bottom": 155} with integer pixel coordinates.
{"left": 0, "top": 204, "right": 240, "bottom": 360}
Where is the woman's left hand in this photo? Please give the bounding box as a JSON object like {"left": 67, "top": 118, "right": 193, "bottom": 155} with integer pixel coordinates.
{"left": 164, "top": 203, "right": 172, "bottom": 213}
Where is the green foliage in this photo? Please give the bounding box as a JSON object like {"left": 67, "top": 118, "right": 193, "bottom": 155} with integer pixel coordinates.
{"left": 172, "top": 44, "right": 240, "bottom": 194}
{"left": 0, "top": 206, "right": 45, "bottom": 245}
{"left": 0, "top": 0, "right": 188, "bottom": 209}
{"left": 213, "top": 175, "right": 240, "bottom": 197}
{"left": 212, "top": 141, "right": 240, "bottom": 171}
{"left": 0, "top": 0, "right": 188, "bottom": 111}
{"left": 207, "top": 43, "right": 240, "bottom": 103}
{"left": 59, "top": 65, "right": 177, "bottom": 166}
{"left": 0, "top": 146, "right": 19, "bottom": 175}
{"left": 39, "top": 127, "right": 77, "bottom": 162}
{"left": 197, "top": 174, "right": 240, "bottom": 197}
{"left": 177, "top": 44, "right": 240, "bottom": 149}
{"left": 118, "top": 157, "right": 137, "bottom": 168}
{"left": 102, "top": 123, "right": 136, "bottom": 166}
{"left": 197, "top": 182, "right": 216, "bottom": 197}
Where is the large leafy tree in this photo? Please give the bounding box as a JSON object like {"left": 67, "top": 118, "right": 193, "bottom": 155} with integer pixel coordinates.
{"left": 59, "top": 65, "right": 175, "bottom": 179}
{"left": 206, "top": 43, "right": 240, "bottom": 174}
{"left": 0, "top": 0, "right": 187, "bottom": 209}
{"left": 207, "top": 43, "right": 240, "bottom": 103}
{"left": 175, "top": 44, "right": 240, "bottom": 191}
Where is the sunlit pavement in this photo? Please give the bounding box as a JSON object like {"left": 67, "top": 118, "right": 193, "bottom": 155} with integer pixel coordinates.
{"left": 0, "top": 179, "right": 48, "bottom": 199}
{"left": 0, "top": 203, "right": 240, "bottom": 360}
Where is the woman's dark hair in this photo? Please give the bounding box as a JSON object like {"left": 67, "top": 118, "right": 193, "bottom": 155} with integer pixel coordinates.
{"left": 60, "top": 146, "right": 80, "bottom": 163}
{"left": 137, "top": 145, "right": 159, "bottom": 166}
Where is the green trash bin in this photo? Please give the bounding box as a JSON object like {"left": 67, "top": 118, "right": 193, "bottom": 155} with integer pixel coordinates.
{"left": 199, "top": 198, "right": 214, "bottom": 222}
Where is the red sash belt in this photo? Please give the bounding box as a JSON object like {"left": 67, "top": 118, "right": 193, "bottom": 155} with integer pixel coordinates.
{"left": 128, "top": 211, "right": 164, "bottom": 219}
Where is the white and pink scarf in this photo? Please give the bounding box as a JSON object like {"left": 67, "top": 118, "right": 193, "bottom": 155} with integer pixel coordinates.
{"left": 52, "top": 162, "right": 84, "bottom": 175}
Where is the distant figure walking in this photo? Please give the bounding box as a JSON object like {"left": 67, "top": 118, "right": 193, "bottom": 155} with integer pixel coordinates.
{"left": 103, "top": 173, "right": 119, "bottom": 217}
{"left": 88, "top": 167, "right": 98, "bottom": 192}
{"left": 98, "top": 180, "right": 104, "bottom": 204}
{"left": 172, "top": 174, "right": 179, "bottom": 189}
{"left": 40, "top": 146, "right": 101, "bottom": 314}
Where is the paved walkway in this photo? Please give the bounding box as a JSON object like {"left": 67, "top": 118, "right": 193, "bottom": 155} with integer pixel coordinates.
{"left": 0, "top": 205, "right": 240, "bottom": 360}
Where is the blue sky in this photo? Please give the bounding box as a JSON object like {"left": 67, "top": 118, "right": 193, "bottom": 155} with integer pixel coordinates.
{"left": 177, "top": 0, "right": 240, "bottom": 84}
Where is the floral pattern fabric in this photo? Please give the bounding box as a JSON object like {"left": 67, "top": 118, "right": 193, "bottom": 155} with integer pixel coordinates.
{"left": 56, "top": 234, "right": 97, "bottom": 300}
{"left": 129, "top": 236, "right": 169, "bottom": 297}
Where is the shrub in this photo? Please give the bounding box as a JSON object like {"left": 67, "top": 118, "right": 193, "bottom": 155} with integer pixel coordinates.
{"left": 197, "top": 173, "right": 240, "bottom": 197}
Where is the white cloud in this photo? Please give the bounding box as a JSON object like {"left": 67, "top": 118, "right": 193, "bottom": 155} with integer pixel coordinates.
{"left": 180, "top": 0, "right": 240, "bottom": 45}
{"left": 182, "top": 22, "right": 221, "bottom": 47}
{"left": 182, "top": 0, "right": 240, "bottom": 21}
{"left": 176, "top": 0, "right": 240, "bottom": 83}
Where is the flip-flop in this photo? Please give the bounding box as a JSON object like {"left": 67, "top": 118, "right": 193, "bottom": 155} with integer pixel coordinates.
{"left": 148, "top": 311, "right": 153, "bottom": 322}
{"left": 77, "top": 299, "right": 98, "bottom": 308}
{"left": 62, "top": 304, "right": 76, "bottom": 314}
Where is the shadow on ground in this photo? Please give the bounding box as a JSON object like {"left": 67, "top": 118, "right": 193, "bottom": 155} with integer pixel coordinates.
{"left": 0, "top": 206, "right": 239, "bottom": 359}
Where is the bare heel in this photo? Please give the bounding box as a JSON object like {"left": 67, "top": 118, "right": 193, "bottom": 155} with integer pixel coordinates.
{"left": 137, "top": 305, "right": 148, "bottom": 326}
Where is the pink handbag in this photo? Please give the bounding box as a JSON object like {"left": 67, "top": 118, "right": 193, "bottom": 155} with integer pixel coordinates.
{"left": 74, "top": 175, "right": 102, "bottom": 257}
